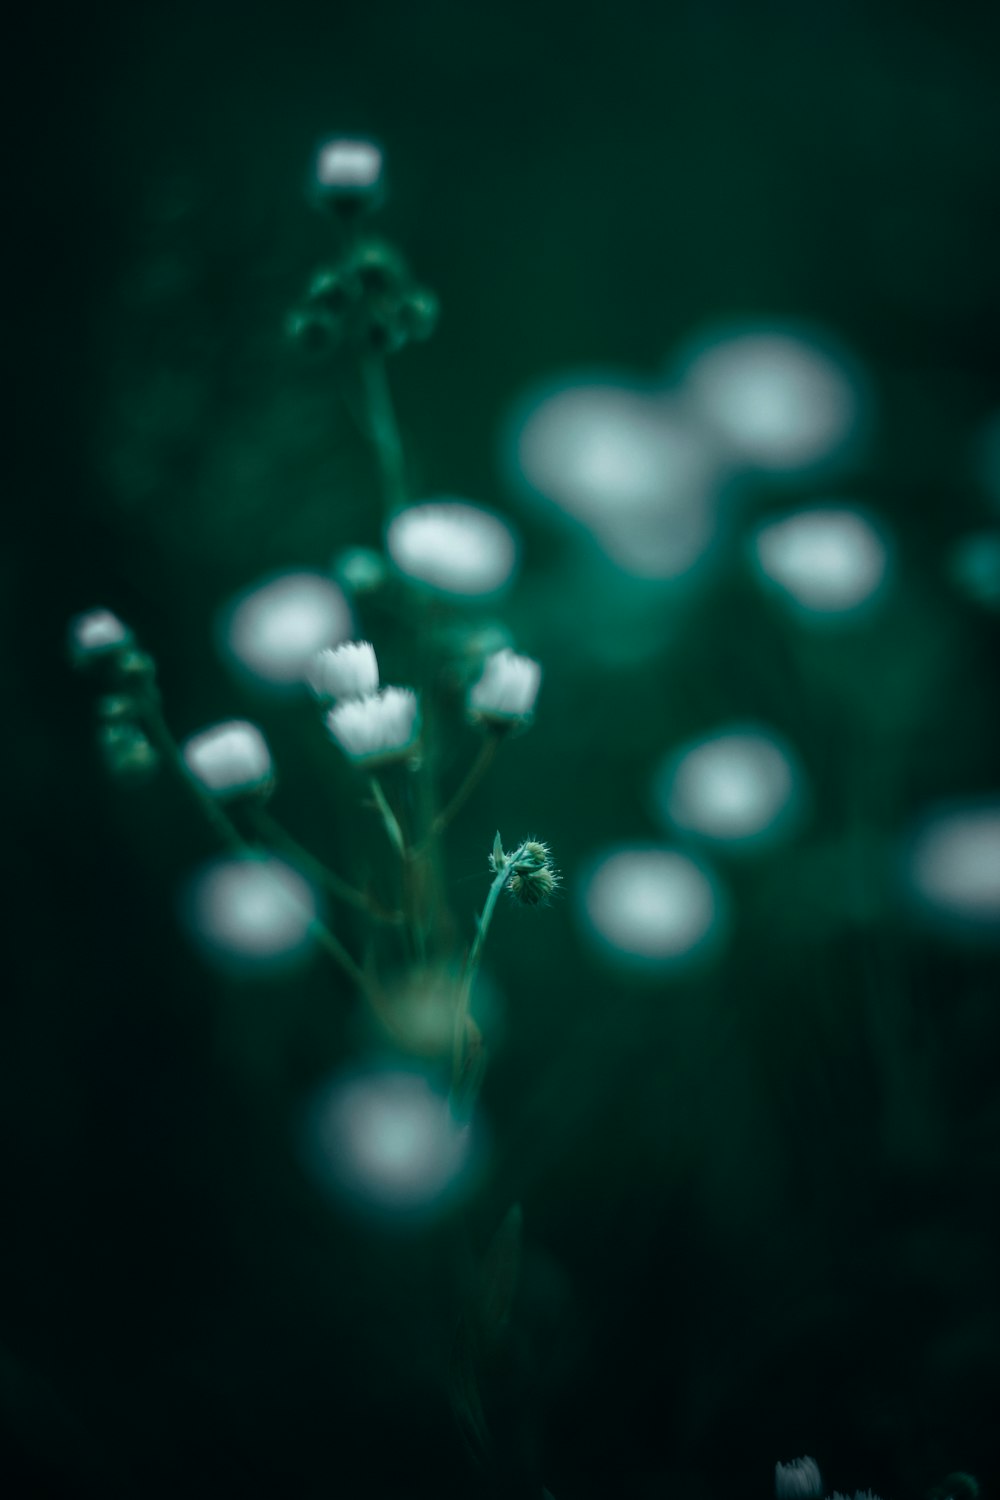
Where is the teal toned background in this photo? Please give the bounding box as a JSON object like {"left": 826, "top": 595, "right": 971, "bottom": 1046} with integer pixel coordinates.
{"left": 9, "top": 1, "right": 1000, "bottom": 1496}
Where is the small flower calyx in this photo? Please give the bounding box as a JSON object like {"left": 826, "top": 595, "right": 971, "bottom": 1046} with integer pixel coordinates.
{"left": 490, "top": 835, "right": 560, "bottom": 907}
{"left": 288, "top": 234, "right": 438, "bottom": 358}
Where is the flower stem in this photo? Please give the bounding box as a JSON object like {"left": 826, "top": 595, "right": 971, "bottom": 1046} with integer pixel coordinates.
{"left": 141, "top": 699, "right": 370, "bottom": 994}
{"left": 368, "top": 775, "right": 407, "bottom": 859}
{"left": 246, "top": 805, "right": 403, "bottom": 926}
{"left": 451, "top": 850, "right": 522, "bottom": 1095}
{"left": 360, "top": 348, "right": 407, "bottom": 516}
{"left": 430, "top": 733, "right": 500, "bottom": 842}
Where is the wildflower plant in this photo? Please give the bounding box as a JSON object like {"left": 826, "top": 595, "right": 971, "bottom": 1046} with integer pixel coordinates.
{"left": 71, "top": 139, "right": 557, "bottom": 1205}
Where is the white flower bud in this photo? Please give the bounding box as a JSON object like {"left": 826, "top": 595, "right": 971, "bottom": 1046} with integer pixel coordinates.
{"left": 313, "top": 138, "right": 384, "bottom": 207}
{"left": 182, "top": 720, "right": 274, "bottom": 799}
{"left": 386, "top": 501, "right": 519, "bottom": 597}
{"left": 308, "top": 641, "right": 380, "bottom": 703}
{"left": 468, "top": 649, "right": 541, "bottom": 726}
{"left": 776, "top": 1457, "right": 823, "bottom": 1500}
{"left": 326, "top": 687, "right": 419, "bottom": 765}
{"left": 68, "top": 608, "right": 132, "bottom": 665}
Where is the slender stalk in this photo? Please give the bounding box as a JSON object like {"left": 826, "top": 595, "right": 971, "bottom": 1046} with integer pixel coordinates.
{"left": 368, "top": 775, "right": 407, "bottom": 859}
{"left": 141, "top": 701, "right": 370, "bottom": 994}
{"left": 247, "top": 805, "right": 403, "bottom": 925}
{"left": 451, "top": 852, "right": 520, "bottom": 1094}
{"left": 429, "top": 733, "right": 500, "bottom": 842}
{"left": 360, "top": 348, "right": 407, "bottom": 515}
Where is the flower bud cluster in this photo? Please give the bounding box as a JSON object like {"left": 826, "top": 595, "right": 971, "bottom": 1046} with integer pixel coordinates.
{"left": 288, "top": 232, "right": 438, "bottom": 357}
{"left": 490, "top": 835, "right": 561, "bottom": 907}
{"left": 70, "top": 610, "right": 162, "bottom": 781}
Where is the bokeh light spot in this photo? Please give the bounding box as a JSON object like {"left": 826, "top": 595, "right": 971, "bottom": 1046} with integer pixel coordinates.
{"left": 305, "top": 1066, "right": 477, "bottom": 1220}
{"left": 654, "top": 725, "right": 805, "bottom": 849}
{"left": 749, "top": 506, "right": 891, "bottom": 620}
{"left": 578, "top": 846, "right": 728, "bottom": 968}
{"left": 386, "top": 501, "right": 519, "bottom": 597}
{"left": 183, "top": 855, "right": 321, "bottom": 973}
{"left": 218, "top": 572, "right": 353, "bottom": 687}
{"left": 903, "top": 801, "right": 1000, "bottom": 936}
{"left": 507, "top": 377, "right": 722, "bottom": 579}
{"left": 679, "top": 327, "right": 863, "bottom": 472}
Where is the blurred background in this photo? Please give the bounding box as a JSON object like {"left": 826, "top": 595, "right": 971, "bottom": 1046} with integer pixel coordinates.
{"left": 8, "top": 0, "right": 1000, "bottom": 1495}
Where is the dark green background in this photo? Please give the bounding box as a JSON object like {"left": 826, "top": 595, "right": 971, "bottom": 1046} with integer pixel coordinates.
{"left": 9, "top": 1, "right": 1000, "bottom": 1496}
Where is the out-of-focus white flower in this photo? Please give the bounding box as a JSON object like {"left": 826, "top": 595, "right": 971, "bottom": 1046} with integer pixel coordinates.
{"left": 309, "top": 641, "right": 380, "bottom": 702}
{"left": 305, "top": 1064, "right": 477, "bottom": 1217}
{"left": 904, "top": 801, "right": 1000, "bottom": 933}
{"left": 750, "top": 507, "right": 891, "bottom": 620}
{"left": 386, "top": 501, "right": 519, "bottom": 597}
{"left": 327, "top": 687, "right": 419, "bottom": 765}
{"left": 68, "top": 608, "right": 132, "bottom": 665}
{"left": 468, "top": 649, "right": 541, "bottom": 726}
{"left": 508, "top": 377, "right": 722, "bottom": 580}
{"left": 182, "top": 720, "right": 274, "bottom": 799}
{"left": 653, "top": 724, "right": 805, "bottom": 849}
{"left": 775, "top": 1457, "right": 823, "bottom": 1500}
{"left": 219, "top": 571, "right": 353, "bottom": 688}
{"left": 184, "top": 855, "right": 321, "bottom": 972}
{"left": 681, "top": 327, "right": 863, "bottom": 472}
{"left": 579, "top": 846, "right": 728, "bottom": 968}
{"left": 313, "top": 138, "right": 384, "bottom": 204}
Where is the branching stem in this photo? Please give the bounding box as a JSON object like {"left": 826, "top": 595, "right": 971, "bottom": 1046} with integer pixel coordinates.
{"left": 141, "top": 700, "right": 370, "bottom": 994}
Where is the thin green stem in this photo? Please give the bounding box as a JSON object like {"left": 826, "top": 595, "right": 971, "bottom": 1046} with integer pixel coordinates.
{"left": 428, "top": 733, "right": 500, "bottom": 844}
{"left": 142, "top": 701, "right": 370, "bottom": 994}
{"left": 451, "top": 850, "right": 523, "bottom": 1094}
{"left": 359, "top": 348, "right": 407, "bottom": 515}
{"left": 368, "top": 775, "right": 408, "bottom": 859}
{"left": 247, "top": 805, "right": 403, "bottom": 926}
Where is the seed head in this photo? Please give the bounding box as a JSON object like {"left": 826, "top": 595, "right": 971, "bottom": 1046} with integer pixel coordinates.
{"left": 490, "top": 835, "right": 560, "bottom": 907}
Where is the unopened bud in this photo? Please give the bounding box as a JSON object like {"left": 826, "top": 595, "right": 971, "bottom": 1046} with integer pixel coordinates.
{"left": 312, "top": 137, "right": 385, "bottom": 215}
{"left": 99, "top": 722, "right": 159, "bottom": 780}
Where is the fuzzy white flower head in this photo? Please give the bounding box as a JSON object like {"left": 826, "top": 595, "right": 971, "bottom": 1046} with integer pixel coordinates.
{"left": 68, "top": 608, "right": 132, "bottom": 664}
{"left": 182, "top": 720, "right": 274, "bottom": 799}
{"left": 386, "top": 501, "right": 519, "bottom": 598}
{"left": 327, "top": 687, "right": 419, "bottom": 765}
{"left": 309, "top": 641, "right": 379, "bottom": 703}
{"left": 468, "top": 649, "right": 542, "bottom": 726}
{"left": 776, "top": 1457, "right": 823, "bottom": 1500}
{"left": 315, "top": 138, "right": 384, "bottom": 194}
